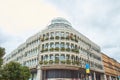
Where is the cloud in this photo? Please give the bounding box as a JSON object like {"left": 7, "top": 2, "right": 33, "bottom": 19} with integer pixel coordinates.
{"left": 46, "top": 0, "right": 120, "bottom": 62}
{"left": 0, "top": 0, "right": 68, "bottom": 54}
{"left": 0, "top": 0, "right": 68, "bottom": 36}
{"left": 0, "top": 0, "right": 120, "bottom": 62}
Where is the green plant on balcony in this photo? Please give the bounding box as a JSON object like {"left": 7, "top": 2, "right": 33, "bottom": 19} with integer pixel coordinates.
{"left": 50, "top": 48, "right": 54, "bottom": 51}
{"left": 55, "top": 59, "right": 59, "bottom": 64}
{"left": 75, "top": 61, "right": 79, "bottom": 65}
{"left": 44, "top": 61, "right": 48, "bottom": 65}
{"left": 55, "top": 47, "right": 59, "bottom": 51}
{"left": 45, "top": 37, "right": 48, "bottom": 40}
{"left": 66, "top": 48, "right": 70, "bottom": 52}
{"left": 61, "top": 47, "right": 65, "bottom": 51}
{"left": 61, "top": 60, "right": 66, "bottom": 64}
{"left": 75, "top": 49, "right": 79, "bottom": 53}
{"left": 72, "top": 61, "right": 76, "bottom": 65}
{"left": 50, "top": 36, "right": 54, "bottom": 40}
{"left": 55, "top": 36, "right": 59, "bottom": 39}
{"left": 39, "top": 61, "right": 43, "bottom": 65}
{"left": 61, "top": 36, "right": 65, "bottom": 39}
{"left": 44, "top": 48, "right": 48, "bottom": 52}
{"left": 41, "top": 38, "right": 44, "bottom": 42}
{"left": 71, "top": 37, "right": 75, "bottom": 41}
{"left": 41, "top": 49, "right": 44, "bottom": 53}
{"left": 66, "top": 36, "right": 69, "bottom": 40}
{"left": 66, "top": 60, "right": 71, "bottom": 64}
{"left": 75, "top": 39, "right": 78, "bottom": 42}
{"left": 49, "top": 60, "right": 53, "bottom": 64}
{"left": 71, "top": 49, "right": 75, "bottom": 52}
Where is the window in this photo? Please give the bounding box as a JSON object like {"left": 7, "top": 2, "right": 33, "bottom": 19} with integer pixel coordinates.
{"left": 60, "top": 54, "right": 65, "bottom": 60}
{"left": 60, "top": 42, "right": 64, "bottom": 48}
{"left": 55, "top": 42, "right": 59, "bottom": 48}
{"left": 50, "top": 54, "right": 54, "bottom": 60}
{"left": 55, "top": 32, "right": 59, "bottom": 36}
{"left": 66, "top": 43, "right": 69, "bottom": 48}
{"left": 61, "top": 32, "right": 64, "bottom": 37}
{"left": 55, "top": 54, "right": 59, "bottom": 60}
{"left": 50, "top": 43, "right": 54, "bottom": 48}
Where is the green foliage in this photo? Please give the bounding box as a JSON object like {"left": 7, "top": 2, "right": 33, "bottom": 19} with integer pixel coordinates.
{"left": 66, "top": 60, "right": 71, "bottom": 64}
{"left": 49, "top": 60, "right": 53, "bottom": 64}
{"left": 66, "top": 36, "right": 69, "bottom": 40}
{"left": 75, "top": 61, "right": 80, "bottom": 65}
{"left": 55, "top": 36, "right": 59, "bottom": 39}
{"left": 44, "top": 61, "right": 48, "bottom": 65}
{"left": 66, "top": 48, "right": 70, "bottom": 52}
{"left": 61, "top": 60, "right": 66, "bottom": 64}
{"left": 45, "top": 37, "right": 48, "bottom": 40}
{"left": 72, "top": 61, "right": 76, "bottom": 65}
{"left": 0, "top": 47, "right": 5, "bottom": 58}
{"left": 1, "top": 61, "right": 30, "bottom": 80}
{"left": 50, "top": 48, "right": 54, "bottom": 51}
{"left": 0, "top": 47, "right": 5, "bottom": 67}
{"left": 50, "top": 37, "right": 54, "bottom": 40}
{"left": 61, "top": 37, "right": 65, "bottom": 39}
{"left": 55, "top": 47, "right": 59, "bottom": 51}
{"left": 55, "top": 59, "right": 59, "bottom": 64}
{"left": 61, "top": 47, "right": 65, "bottom": 51}
{"left": 20, "top": 66, "right": 31, "bottom": 80}
{"left": 39, "top": 61, "right": 43, "bottom": 65}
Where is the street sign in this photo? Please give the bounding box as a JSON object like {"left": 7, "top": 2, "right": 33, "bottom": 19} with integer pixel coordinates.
{"left": 86, "top": 64, "right": 90, "bottom": 69}
{"left": 85, "top": 64, "right": 90, "bottom": 74}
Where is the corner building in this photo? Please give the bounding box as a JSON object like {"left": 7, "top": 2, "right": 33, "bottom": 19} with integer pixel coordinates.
{"left": 4, "top": 18, "right": 104, "bottom": 80}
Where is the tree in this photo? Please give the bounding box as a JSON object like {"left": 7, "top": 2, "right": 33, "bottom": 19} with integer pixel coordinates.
{"left": 0, "top": 47, "right": 5, "bottom": 67}
{"left": 1, "top": 61, "right": 31, "bottom": 80}
{"left": 0, "top": 47, "right": 5, "bottom": 80}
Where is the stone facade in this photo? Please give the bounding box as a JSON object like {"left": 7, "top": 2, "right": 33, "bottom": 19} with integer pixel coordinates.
{"left": 4, "top": 17, "right": 105, "bottom": 80}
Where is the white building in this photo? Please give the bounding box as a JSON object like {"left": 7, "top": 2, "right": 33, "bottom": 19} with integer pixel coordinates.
{"left": 4, "top": 17, "right": 104, "bottom": 80}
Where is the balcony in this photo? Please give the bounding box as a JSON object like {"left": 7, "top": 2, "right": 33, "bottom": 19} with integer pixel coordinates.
{"left": 40, "top": 35, "right": 78, "bottom": 43}
{"left": 41, "top": 48, "right": 79, "bottom": 54}
{"left": 39, "top": 59, "right": 80, "bottom": 66}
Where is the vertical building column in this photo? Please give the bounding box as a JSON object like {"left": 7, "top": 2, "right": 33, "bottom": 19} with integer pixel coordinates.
{"left": 36, "top": 66, "right": 42, "bottom": 80}
{"left": 94, "top": 72, "right": 96, "bottom": 80}
{"left": 104, "top": 74, "right": 107, "bottom": 80}
{"left": 109, "top": 75, "right": 112, "bottom": 80}
{"left": 100, "top": 74, "right": 105, "bottom": 80}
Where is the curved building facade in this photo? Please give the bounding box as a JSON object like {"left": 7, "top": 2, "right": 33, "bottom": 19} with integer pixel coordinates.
{"left": 4, "top": 18, "right": 104, "bottom": 80}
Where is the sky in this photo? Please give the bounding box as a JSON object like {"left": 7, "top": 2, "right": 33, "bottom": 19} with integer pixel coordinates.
{"left": 0, "top": 0, "right": 120, "bottom": 62}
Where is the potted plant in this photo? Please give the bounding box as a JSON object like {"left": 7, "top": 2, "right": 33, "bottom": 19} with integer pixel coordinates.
{"left": 66, "top": 48, "right": 70, "bottom": 52}
{"left": 72, "top": 61, "right": 76, "bottom": 65}
{"left": 49, "top": 60, "right": 53, "bottom": 64}
{"left": 50, "top": 48, "right": 54, "bottom": 51}
{"left": 66, "top": 60, "right": 71, "bottom": 64}
{"left": 55, "top": 59, "right": 59, "bottom": 64}
{"left": 50, "top": 36, "right": 54, "bottom": 40}
{"left": 61, "top": 47, "right": 65, "bottom": 51}
{"left": 39, "top": 61, "right": 43, "bottom": 65}
{"left": 61, "top": 60, "right": 66, "bottom": 64}
{"left": 44, "top": 61, "right": 48, "bottom": 65}
{"left": 55, "top": 47, "right": 59, "bottom": 51}
{"left": 55, "top": 36, "right": 59, "bottom": 40}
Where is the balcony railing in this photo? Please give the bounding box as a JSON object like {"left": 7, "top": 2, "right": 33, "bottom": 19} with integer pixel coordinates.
{"left": 41, "top": 48, "right": 79, "bottom": 54}
{"left": 39, "top": 60, "right": 80, "bottom": 66}
{"left": 40, "top": 36, "right": 78, "bottom": 43}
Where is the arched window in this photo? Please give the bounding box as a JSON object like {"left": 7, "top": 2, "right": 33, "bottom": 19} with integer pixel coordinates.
{"left": 50, "top": 54, "right": 54, "bottom": 60}
{"left": 60, "top": 42, "right": 64, "bottom": 48}
{"left": 55, "top": 54, "right": 59, "bottom": 60}
{"left": 50, "top": 43, "right": 54, "bottom": 48}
